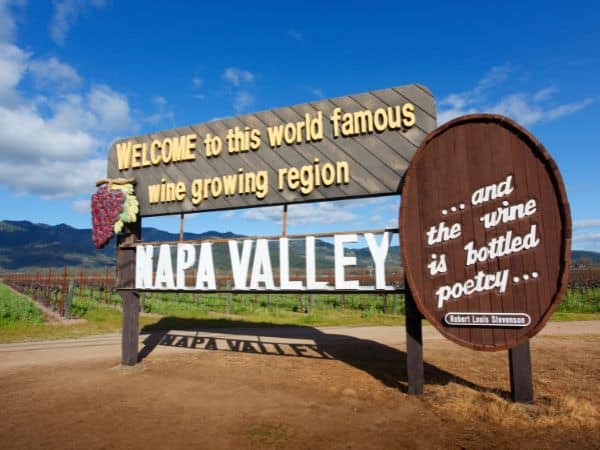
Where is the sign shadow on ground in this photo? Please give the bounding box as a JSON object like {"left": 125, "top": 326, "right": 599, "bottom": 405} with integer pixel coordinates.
{"left": 139, "top": 317, "right": 510, "bottom": 398}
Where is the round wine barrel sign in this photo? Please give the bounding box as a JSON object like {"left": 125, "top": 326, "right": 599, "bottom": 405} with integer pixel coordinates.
{"left": 400, "top": 114, "right": 571, "bottom": 351}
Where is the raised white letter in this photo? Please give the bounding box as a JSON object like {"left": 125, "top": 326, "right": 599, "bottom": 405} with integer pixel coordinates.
{"left": 155, "top": 244, "right": 175, "bottom": 289}
{"left": 228, "top": 240, "right": 253, "bottom": 289}
{"left": 365, "top": 232, "right": 390, "bottom": 289}
{"left": 279, "top": 238, "right": 302, "bottom": 290}
{"left": 306, "top": 236, "right": 328, "bottom": 289}
{"left": 250, "top": 239, "right": 275, "bottom": 289}
{"left": 196, "top": 242, "right": 216, "bottom": 289}
{"left": 176, "top": 243, "right": 195, "bottom": 289}
{"left": 136, "top": 245, "right": 154, "bottom": 289}
{"left": 334, "top": 234, "right": 359, "bottom": 289}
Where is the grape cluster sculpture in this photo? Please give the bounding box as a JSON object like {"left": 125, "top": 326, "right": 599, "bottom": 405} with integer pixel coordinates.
{"left": 91, "top": 179, "right": 139, "bottom": 249}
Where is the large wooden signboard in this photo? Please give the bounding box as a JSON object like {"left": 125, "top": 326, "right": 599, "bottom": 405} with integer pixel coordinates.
{"left": 107, "top": 84, "right": 435, "bottom": 217}
{"left": 400, "top": 115, "right": 571, "bottom": 351}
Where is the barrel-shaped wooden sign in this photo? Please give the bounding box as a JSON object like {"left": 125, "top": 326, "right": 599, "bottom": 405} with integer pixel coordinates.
{"left": 400, "top": 114, "right": 571, "bottom": 351}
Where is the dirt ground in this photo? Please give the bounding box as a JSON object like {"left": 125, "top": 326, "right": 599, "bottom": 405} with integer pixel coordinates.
{"left": 0, "top": 322, "right": 598, "bottom": 449}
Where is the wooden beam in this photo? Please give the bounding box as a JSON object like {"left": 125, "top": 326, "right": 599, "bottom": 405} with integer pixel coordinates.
{"left": 119, "top": 227, "right": 399, "bottom": 248}
{"left": 179, "top": 213, "right": 185, "bottom": 242}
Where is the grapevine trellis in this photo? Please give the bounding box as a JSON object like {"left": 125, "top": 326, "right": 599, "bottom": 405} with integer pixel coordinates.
{"left": 3, "top": 268, "right": 408, "bottom": 318}
{"left": 2, "top": 267, "right": 597, "bottom": 320}
{"left": 3, "top": 268, "right": 117, "bottom": 318}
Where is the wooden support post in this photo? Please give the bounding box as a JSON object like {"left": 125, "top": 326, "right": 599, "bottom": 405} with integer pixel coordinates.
{"left": 179, "top": 213, "right": 185, "bottom": 241}
{"left": 117, "top": 219, "right": 141, "bottom": 366}
{"left": 405, "top": 285, "right": 424, "bottom": 396}
{"left": 509, "top": 341, "right": 534, "bottom": 403}
{"left": 282, "top": 204, "right": 288, "bottom": 236}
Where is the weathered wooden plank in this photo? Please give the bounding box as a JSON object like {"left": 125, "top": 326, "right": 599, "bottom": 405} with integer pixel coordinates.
{"left": 107, "top": 84, "right": 436, "bottom": 217}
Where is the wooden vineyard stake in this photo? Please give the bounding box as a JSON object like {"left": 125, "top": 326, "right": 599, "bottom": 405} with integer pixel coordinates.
{"left": 46, "top": 269, "right": 52, "bottom": 307}
{"left": 60, "top": 267, "right": 68, "bottom": 315}
{"left": 65, "top": 280, "right": 75, "bottom": 320}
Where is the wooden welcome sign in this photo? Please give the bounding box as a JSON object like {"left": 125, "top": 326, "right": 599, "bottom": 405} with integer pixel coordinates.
{"left": 400, "top": 114, "right": 571, "bottom": 351}
{"left": 99, "top": 85, "right": 571, "bottom": 402}
{"left": 107, "top": 84, "right": 435, "bottom": 217}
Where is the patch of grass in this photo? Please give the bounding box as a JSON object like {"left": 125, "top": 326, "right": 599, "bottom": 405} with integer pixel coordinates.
{"left": 428, "top": 382, "right": 599, "bottom": 430}
{"left": 0, "top": 283, "right": 157, "bottom": 343}
{"left": 1, "top": 281, "right": 599, "bottom": 343}
{"left": 0, "top": 283, "right": 44, "bottom": 326}
{"left": 548, "top": 312, "right": 600, "bottom": 322}
{"left": 557, "top": 288, "right": 600, "bottom": 314}
{"left": 246, "top": 423, "right": 288, "bottom": 448}
{"left": 140, "top": 294, "right": 406, "bottom": 328}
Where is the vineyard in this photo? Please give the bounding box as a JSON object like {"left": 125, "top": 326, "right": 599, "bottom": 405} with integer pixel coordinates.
{"left": 0, "top": 268, "right": 408, "bottom": 321}
{"left": 1, "top": 266, "right": 599, "bottom": 321}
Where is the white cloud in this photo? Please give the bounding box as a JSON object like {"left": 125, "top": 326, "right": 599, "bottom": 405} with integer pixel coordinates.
{"left": 72, "top": 198, "right": 91, "bottom": 213}
{"left": 0, "top": 41, "right": 135, "bottom": 198}
{"left": 532, "top": 86, "right": 557, "bottom": 102}
{"left": 311, "top": 88, "right": 324, "bottom": 98}
{"left": 233, "top": 91, "right": 253, "bottom": 114}
{"left": 544, "top": 98, "right": 594, "bottom": 121}
{"left": 489, "top": 94, "right": 543, "bottom": 126}
{"left": 29, "top": 57, "right": 81, "bottom": 90}
{"left": 288, "top": 29, "right": 303, "bottom": 42}
{"left": 50, "top": 0, "right": 106, "bottom": 45}
{"left": 572, "top": 232, "right": 600, "bottom": 251}
{"left": 0, "top": 43, "right": 28, "bottom": 104}
{"left": 144, "top": 95, "right": 174, "bottom": 126}
{"left": 192, "top": 76, "right": 203, "bottom": 88}
{"left": 0, "top": 158, "right": 105, "bottom": 198}
{"left": 152, "top": 95, "right": 166, "bottom": 107}
{"left": 437, "top": 65, "right": 595, "bottom": 126}
{"left": 46, "top": 93, "right": 98, "bottom": 132}
{"left": 220, "top": 210, "right": 236, "bottom": 219}
{"left": 87, "top": 84, "right": 133, "bottom": 132}
{"left": 574, "top": 219, "right": 600, "bottom": 229}
{"left": 0, "top": 104, "right": 97, "bottom": 162}
{"left": 572, "top": 219, "right": 600, "bottom": 251}
{"left": 243, "top": 202, "right": 358, "bottom": 226}
{"left": 0, "top": 0, "right": 24, "bottom": 43}
{"left": 223, "top": 67, "right": 254, "bottom": 87}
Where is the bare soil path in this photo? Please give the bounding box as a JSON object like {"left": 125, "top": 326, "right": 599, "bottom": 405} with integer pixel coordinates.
{"left": 1, "top": 321, "right": 598, "bottom": 449}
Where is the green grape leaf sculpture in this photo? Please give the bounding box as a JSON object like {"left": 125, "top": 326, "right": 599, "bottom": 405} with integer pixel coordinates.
{"left": 91, "top": 181, "right": 139, "bottom": 249}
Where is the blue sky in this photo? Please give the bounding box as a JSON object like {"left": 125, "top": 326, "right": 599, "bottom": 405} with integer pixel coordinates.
{"left": 0, "top": 1, "right": 599, "bottom": 250}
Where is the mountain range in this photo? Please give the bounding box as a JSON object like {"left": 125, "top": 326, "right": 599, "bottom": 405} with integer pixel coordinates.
{"left": 0, "top": 220, "right": 597, "bottom": 272}
{"left": 0, "top": 220, "right": 401, "bottom": 272}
